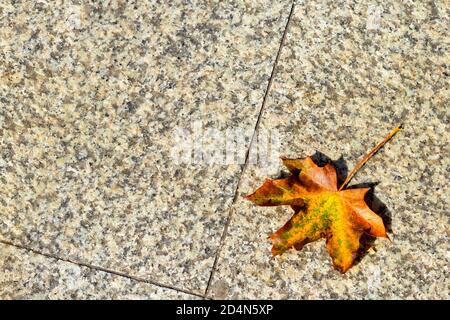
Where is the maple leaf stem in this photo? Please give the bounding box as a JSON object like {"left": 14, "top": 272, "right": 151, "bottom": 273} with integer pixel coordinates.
{"left": 338, "top": 124, "right": 402, "bottom": 191}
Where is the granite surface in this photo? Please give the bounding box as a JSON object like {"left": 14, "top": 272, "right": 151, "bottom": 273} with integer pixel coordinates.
{"left": 208, "top": 0, "right": 449, "bottom": 299}
{"left": 1, "top": 0, "right": 448, "bottom": 300}
{"left": 0, "top": 0, "right": 292, "bottom": 294}
{"left": 0, "top": 243, "right": 197, "bottom": 299}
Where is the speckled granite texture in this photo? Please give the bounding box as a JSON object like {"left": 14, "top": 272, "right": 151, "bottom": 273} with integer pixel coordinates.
{"left": 208, "top": 0, "right": 449, "bottom": 299}
{"left": 1, "top": 0, "right": 448, "bottom": 300}
{"left": 0, "top": 0, "right": 292, "bottom": 295}
{"left": 0, "top": 243, "right": 197, "bottom": 299}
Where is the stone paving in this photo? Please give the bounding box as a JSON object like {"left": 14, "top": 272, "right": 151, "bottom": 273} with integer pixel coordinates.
{"left": 0, "top": 1, "right": 448, "bottom": 299}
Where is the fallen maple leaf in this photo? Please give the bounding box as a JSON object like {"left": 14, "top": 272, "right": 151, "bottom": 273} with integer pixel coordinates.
{"left": 246, "top": 125, "right": 401, "bottom": 272}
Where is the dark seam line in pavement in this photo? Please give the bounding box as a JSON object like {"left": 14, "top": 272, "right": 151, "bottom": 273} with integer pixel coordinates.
{"left": 203, "top": 1, "right": 296, "bottom": 298}
{"left": 0, "top": 238, "right": 205, "bottom": 299}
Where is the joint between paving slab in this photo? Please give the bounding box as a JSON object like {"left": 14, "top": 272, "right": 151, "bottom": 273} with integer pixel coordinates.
{"left": 203, "top": 0, "right": 297, "bottom": 298}
{"left": 0, "top": 238, "right": 205, "bottom": 299}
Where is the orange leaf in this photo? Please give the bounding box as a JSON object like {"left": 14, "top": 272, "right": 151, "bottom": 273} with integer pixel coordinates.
{"left": 246, "top": 126, "right": 401, "bottom": 272}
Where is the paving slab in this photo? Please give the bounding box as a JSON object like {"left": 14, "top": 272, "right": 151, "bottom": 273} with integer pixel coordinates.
{"left": 209, "top": 0, "right": 449, "bottom": 299}
{"left": 0, "top": 243, "right": 197, "bottom": 299}
{"left": 0, "top": 0, "right": 293, "bottom": 293}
